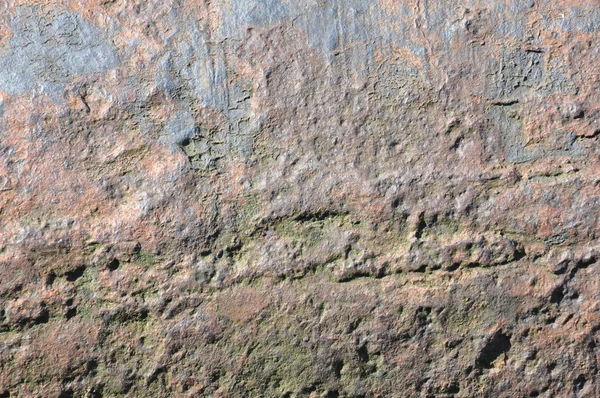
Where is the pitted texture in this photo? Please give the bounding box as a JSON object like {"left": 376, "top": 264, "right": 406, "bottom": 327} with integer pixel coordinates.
{"left": 0, "top": 1, "right": 599, "bottom": 397}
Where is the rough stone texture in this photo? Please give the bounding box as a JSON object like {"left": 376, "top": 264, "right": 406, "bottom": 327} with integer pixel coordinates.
{"left": 0, "top": 0, "right": 599, "bottom": 397}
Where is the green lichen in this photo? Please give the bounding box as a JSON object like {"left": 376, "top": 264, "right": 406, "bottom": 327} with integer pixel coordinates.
{"left": 133, "top": 251, "right": 158, "bottom": 267}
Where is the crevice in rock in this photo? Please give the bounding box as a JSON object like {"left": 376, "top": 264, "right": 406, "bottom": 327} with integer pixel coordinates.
{"left": 65, "top": 265, "right": 86, "bottom": 282}
{"left": 476, "top": 330, "right": 511, "bottom": 370}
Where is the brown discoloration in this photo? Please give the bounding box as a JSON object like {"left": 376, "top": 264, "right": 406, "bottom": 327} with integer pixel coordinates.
{"left": 210, "top": 288, "right": 270, "bottom": 323}
{"left": 1, "top": 0, "right": 600, "bottom": 396}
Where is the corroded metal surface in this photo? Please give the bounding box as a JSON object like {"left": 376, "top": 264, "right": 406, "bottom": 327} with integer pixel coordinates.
{"left": 0, "top": 1, "right": 599, "bottom": 396}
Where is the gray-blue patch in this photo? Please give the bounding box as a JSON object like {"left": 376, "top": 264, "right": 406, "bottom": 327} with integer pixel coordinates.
{"left": 221, "top": 0, "right": 427, "bottom": 75}
{"left": 167, "top": 111, "right": 197, "bottom": 146}
{"left": 0, "top": 7, "right": 118, "bottom": 97}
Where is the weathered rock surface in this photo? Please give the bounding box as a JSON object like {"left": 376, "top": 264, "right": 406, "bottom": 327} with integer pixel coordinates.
{"left": 1, "top": 0, "right": 599, "bottom": 396}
